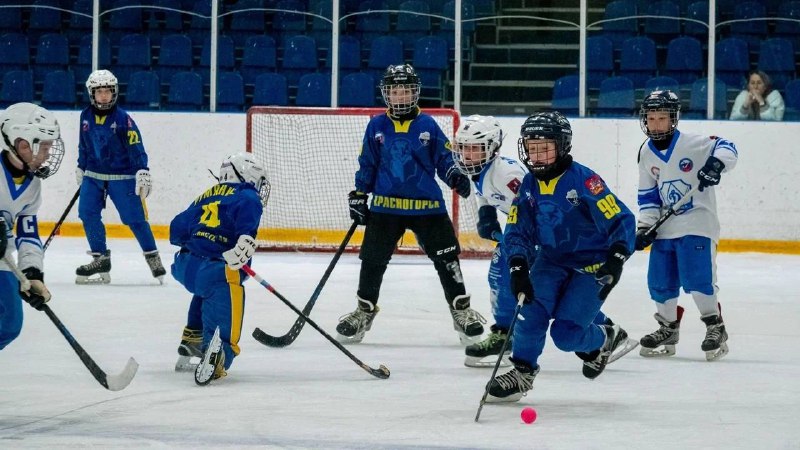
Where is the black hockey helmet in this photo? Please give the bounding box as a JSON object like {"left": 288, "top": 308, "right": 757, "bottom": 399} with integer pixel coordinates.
{"left": 379, "top": 64, "right": 421, "bottom": 116}
{"left": 517, "top": 111, "right": 572, "bottom": 176}
{"left": 640, "top": 90, "right": 680, "bottom": 140}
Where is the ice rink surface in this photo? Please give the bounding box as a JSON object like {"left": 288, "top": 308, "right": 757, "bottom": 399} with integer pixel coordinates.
{"left": 1, "top": 238, "right": 798, "bottom": 449}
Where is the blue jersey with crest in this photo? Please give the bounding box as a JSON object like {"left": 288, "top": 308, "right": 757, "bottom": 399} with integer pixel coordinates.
{"left": 504, "top": 161, "right": 635, "bottom": 271}
{"left": 355, "top": 111, "right": 455, "bottom": 216}
{"left": 169, "top": 182, "right": 262, "bottom": 259}
{"left": 77, "top": 106, "right": 148, "bottom": 175}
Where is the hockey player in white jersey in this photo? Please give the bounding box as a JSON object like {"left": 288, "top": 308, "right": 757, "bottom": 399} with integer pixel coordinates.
{"left": 635, "top": 90, "right": 738, "bottom": 361}
{"left": 451, "top": 115, "right": 637, "bottom": 372}
{"left": 0, "top": 102, "right": 64, "bottom": 350}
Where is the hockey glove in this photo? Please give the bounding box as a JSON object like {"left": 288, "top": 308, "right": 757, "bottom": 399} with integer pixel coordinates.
{"left": 447, "top": 171, "right": 471, "bottom": 199}
{"left": 477, "top": 205, "right": 503, "bottom": 242}
{"left": 595, "top": 243, "right": 629, "bottom": 301}
{"left": 222, "top": 235, "right": 257, "bottom": 270}
{"left": 508, "top": 256, "right": 533, "bottom": 304}
{"left": 75, "top": 168, "right": 84, "bottom": 186}
{"left": 135, "top": 169, "right": 152, "bottom": 198}
{"left": 348, "top": 190, "right": 369, "bottom": 225}
{"left": 0, "top": 217, "right": 7, "bottom": 256}
{"left": 697, "top": 155, "right": 725, "bottom": 192}
{"left": 634, "top": 227, "right": 656, "bottom": 251}
{"left": 20, "top": 267, "right": 51, "bottom": 311}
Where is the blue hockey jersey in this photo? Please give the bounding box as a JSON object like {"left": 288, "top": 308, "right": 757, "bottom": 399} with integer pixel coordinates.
{"left": 504, "top": 161, "right": 635, "bottom": 270}
{"left": 355, "top": 111, "right": 455, "bottom": 215}
{"left": 77, "top": 107, "right": 148, "bottom": 175}
{"left": 169, "top": 182, "right": 263, "bottom": 260}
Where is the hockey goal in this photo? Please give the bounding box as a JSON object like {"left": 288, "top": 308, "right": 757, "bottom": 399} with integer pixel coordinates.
{"left": 246, "top": 106, "right": 493, "bottom": 257}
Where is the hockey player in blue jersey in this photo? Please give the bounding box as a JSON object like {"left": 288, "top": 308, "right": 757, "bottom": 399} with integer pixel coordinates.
{"left": 337, "top": 64, "right": 484, "bottom": 345}
{"left": 75, "top": 69, "right": 165, "bottom": 285}
{"left": 0, "top": 103, "right": 64, "bottom": 350}
{"left": 485, "top": 111, "right": 636, "bottom": 402}
{"left": 635, "top": 90, "right": 738, "bottom": 361}
{"left": 170, "top": 152, "right": 269, "bottom": 383}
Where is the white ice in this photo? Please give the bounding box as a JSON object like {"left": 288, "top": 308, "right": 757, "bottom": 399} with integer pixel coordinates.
{"left": 1, "top": 238, "right": 798, "bottom": 449}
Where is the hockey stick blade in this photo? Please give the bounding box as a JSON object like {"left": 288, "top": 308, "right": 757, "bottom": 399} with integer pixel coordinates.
{"left": 252, "top": 222, "right": 358, "bottom": 348}
{"left": 104, "top": 357, "right": 140, "bottom": 391}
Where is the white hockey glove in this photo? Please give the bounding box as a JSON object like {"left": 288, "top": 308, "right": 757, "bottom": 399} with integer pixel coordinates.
{"left": 135, "top": 169, "right": 152, "bottom": 198}
{"left": 222, "top": 235, "right": 257, "bottom": 270}
{"left": 76, "top": 168, "right": 84, "bottom": 186}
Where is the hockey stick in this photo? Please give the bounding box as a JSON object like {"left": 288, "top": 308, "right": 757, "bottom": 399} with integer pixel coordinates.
{"left": 252, "top": 221, "right": 358, "bottom": 347}
{"left": 475, "top": 293, "right": 526, "bottom": 422}
{"left": 242, "top": 264, "right": 390, "bottom": 379}
{"left": 43, "top": 187, "right": 80, "bottom": 252}
{"left": 3, "top": 254, "right": 139, "bottom": 391}
{"left": 644, "top": 185, "right": 700, "bottom": 237}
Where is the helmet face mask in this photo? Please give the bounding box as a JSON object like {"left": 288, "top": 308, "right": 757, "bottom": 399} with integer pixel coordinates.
{"left": 452, "top": 115, "right": 504, "bottom": 176}
{"left": 380, "top": 64, "right": 421, "bottom": 116}
{"left": 640, "top": 89, "right": 680, "bottom": 140}
{"left": 86, "top": 69, "right": 119, "bottom": 110}
{"left": 219, "top": 152, "right": 271, "bottom": 208}
{"left": 517, "top": 111, "right": 572, "bottom": 176}
{"left": 0, "top": 102, "right": 64, "bottom": 179}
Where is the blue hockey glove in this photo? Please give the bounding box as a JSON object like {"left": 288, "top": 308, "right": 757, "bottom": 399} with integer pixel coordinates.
{"left": 509, "top": 256, "right": 533, "bottom": 304}
{"left": 595, "top": 243, "right": 629, "bottom": 301}
{"left": 477, "top": 205, "right": 502, "bottom": 242}
{"left": 348, "top": 190, "right": 369, "bottom": 225}
{"left": 697, "top": 155, "right": 725, "bottom": 191}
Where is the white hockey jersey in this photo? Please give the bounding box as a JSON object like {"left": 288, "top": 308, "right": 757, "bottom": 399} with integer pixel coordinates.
{"left": 473, "top": 156, "right": 527, "bottom": 216}
{"left": 637, "top": 130, "right": 738, "bottom": 242}
{"left": 0, "top": 159, "right": 44, "bottom": 273}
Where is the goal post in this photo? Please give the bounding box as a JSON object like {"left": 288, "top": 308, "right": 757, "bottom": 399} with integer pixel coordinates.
{"left": 246, "top": 106, "right": 493, "bottom": 257}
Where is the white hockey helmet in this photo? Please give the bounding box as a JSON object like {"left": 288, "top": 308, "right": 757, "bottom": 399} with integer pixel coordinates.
{"left": 452, "top": 115, "right": 504, "bottom": 175}
{"left": 219, "top": 152, "right": 270, "bottom": 208}
{"left": 86, "top": 69, "right": 118, "bottom": 110}
{"left": 0, "top": 102, "right": 64, "bottom": 179}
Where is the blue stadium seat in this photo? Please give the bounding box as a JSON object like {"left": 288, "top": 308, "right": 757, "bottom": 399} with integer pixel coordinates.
{"left": 551, "top": 74, "right": 580, "bottom": 116}
{"left": 108, "top": 0, "right": 144, "bottom": 43}
{"left": 242, "top": 35, "right": 277, "bottom": 85}
{"left": 167, "top": 72, "right": 203, "bottom": 111}
{"left": 644, "top": 76, "right": 680, "bottom": 94}
{"left": 29, "top": 0, "right": 62, "bottom": 40}
{"left": 41, "top": 70, "right": 76, "bottom": 109}
{"left": 253, "top": 72, "right": 289, "bottom": 105}
{"left": 775, "top": 2, "right": 800, "bottom": 49}
{"left": 216, "top": 71, "right": 245, "bottom": 112}
{"left": 145, "top": 0, "right": 184, "bottom": 45}
{"left": 367, "top": 36, "right": 403, "bottom": 80}
{"left": 296, "top": 72, "right": 331, "bottom": 106}
{"left": 339, "top": 72, "right": 375, "bottom": 106}
{"left": 188, "top": 0, "right": 213, "bottom": 45}
{"left": 715, "top": 37, "right": 749, "bottom": 88}
{"left": 440, "top": 0, "right": 475, "bottom": 53}
{"left": 75, "top": 34, "right": 112, "bottom": 88}
{"left": 644, "top": 1, "right": 681, "bottom": 46}
{"left": 34, "top": 34, "right": 70, "bottom": 84}
{"left": 664, "top": 36, "right": 703, "bottom": 85}
{"left": 325, "top": 35, "right": 361, "bottom": 78}
{"left": 155, "top": 34, "right": 193, "bottom": 85}
{"left": 600, "top": 0, "right": 638, "bottom": 50}
{"left": 684, "top": 1, "right": 710, "bottom": 38}
{"left": 281, "top": 35, "right": 318, "bottom": 86}
{"left": 412, "top": 36, "right": 448, "bottom": 97}
{"left": 730, "top": 1, "right": 768, "bottom": 51}
{"left": 586, "top": 36, "right": 613, "bottom": 90}
{"left": 356, "top": 0, "right": 390, "bottom": 48}
{"left": 784, "top": 79, "right": 800, "bottom": 120}
{"left": 125, "top": 70, "right": 161, "bottom": 110}
{"left": 115, "top": 34, "right": 152, "bottom": 83}
{"left": 200, "top": 36, "right": 236, "bottom": 84}
{"left": 0, "top": 33, "right": 30, "bottom": 74}
{"left": 66, "top": 0, "right": 93, "bottom": 44}
{"left": 227, "top": 2, "right": 266, "bottom": 47}
{"left": 596, "top": 76, "right": 636, "bottom": 117}
{"left": 0, "top": 5, "right": 21, "bottom": 35}
{"left": 0, "top": 70, "right": 34, "bottom": 108}
{"left": 274, "top": 0, "right": 308, "bottom": 44}
{"left": 396, "top": 1, "right": 431, "bottom": 48}
{"left": 757, "top": 38, "right": 796, "bottom": 90}
{"left": 684, "top": 78, "right": 728, "bottom": 119}
{"left": 309, "top": 0, "right": 335, "bottom": 50}
{"left": 619, "top": 36, "right": 657, "bottom": 88}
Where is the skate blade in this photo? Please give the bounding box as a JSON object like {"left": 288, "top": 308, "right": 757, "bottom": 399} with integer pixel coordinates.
{"left": 457, "top": 332, "right": 483, "bottom": 346}
{"left": 608, "top": 338, "right": 640, "bottom": 363}
{"left": 175, "top": 355, "right": 199, "bottom": 372}
{"left": 485, "top": 391, "right": 524, "bottom": 403}
{"left": 156, "top": 275, "right": 165, "bottom": 285}
{"left": 335, "top": 332, "right": 365, "bottom": 345}
{"left": 75, "top": 273, "right": 111, "bottom": 285}
{"left": 639, "top": 344, "right": 676, "bottom": 357}
{"left": 705, "top": 343, "right": 729, "bottom": 361}
{"left": 464, "top": 353, "right": 511, "bottom": 368}
{"left": 195, "top": 327, "right": 222, "bottom": 386}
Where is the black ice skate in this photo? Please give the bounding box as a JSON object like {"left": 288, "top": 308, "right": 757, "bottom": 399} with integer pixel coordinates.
{"left": 195, "top": 327, "right": 226, "bottom": 385}
{"left": 700, "top": 314, "right": 729, "bottom": 361}
{"left": 577, "top": 323, "right": 638, "bottom": 377}
{"left": 464, "top": 324, "right": 511, "bottom": 368}
{"left": 639, "top": 306, "right": 684, "bottom": 357}
{"left": 449, "top": 294, "right": 486, "bottom": 345}
{"left": 335, "top": 297, "right": 379, "bottom": 344}
{"left": 486, "top": 358, "right": 539, "bottom": 403}
{"left": 175, "top": 327, "right": 203, "bottom": 372}
{"left": 144, "top": 250, "right": 166, "bottom": 284}
{"left": 75, "top": 250, "right": 111, "bottom": 284}
{"left": 581, "top": 323, "right": 628, "bottom": 380}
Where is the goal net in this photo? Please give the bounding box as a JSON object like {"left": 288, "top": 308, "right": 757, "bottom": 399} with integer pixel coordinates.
{"left": 246, "top": 106, "right": 493, "bottom": 257}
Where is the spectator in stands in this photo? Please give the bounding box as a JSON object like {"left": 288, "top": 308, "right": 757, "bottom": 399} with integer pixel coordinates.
{"left": 729, "top": 70, "right": 785, "bottom": 121}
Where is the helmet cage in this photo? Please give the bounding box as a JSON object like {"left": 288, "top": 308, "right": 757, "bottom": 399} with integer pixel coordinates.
{"left": 517, "top": 112, "right": 572, "bottom": 176}
{"left": 640, "top": 90, "right": 680, "bottom": 140}
{"left": 452, "top": 115, "right": 504, "bottom": 176}
{"left": 0, "top": 102, "right": 64, "bottom": 178}
{"left": 380, "top": 64, "right": 421, "bottom": 116}
{"left": 86, "top": 70, "right": 119, "bottom": 110}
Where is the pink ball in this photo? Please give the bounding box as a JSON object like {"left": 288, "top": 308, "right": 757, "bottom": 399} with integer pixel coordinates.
{"left": 521, "top": 406, "right": 537, "bottom": 424}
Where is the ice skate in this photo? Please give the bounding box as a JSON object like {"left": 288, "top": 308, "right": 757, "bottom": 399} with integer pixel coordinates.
{"left": 464, "top": 325, "right": 511, "bottom": 368}
{"left": 175, "top": 327, "right": 203, "bottom": 372}
{"left": 449, "top": 294, "right": 486, "bottom": 345}
{"left": 75, "top": 250, "right": 111, "bottom": 284}
{"left": 486, "top": 358, "right": 539, "bottom": 403}
{"left": 639, "top": 307, "right": 683, "bottom": 357}
{"left": 144, "top": 250, "right": 166, "bottom": 284}
{"left": 700, "top": 314, "right": 729, "bottom": 361}
{"left": 335, "top": 297, "right": 379, "bottom": 344}
{"left": 581, "top": 323, "right": 628, "bottom": 380}
{"left": 195, "top": 327, "right": 226, "bottom": 385}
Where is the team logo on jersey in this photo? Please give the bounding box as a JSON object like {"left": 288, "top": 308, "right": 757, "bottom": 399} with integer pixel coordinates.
{"left": 374, "top": 132, "right": 384, "bottom": 144}
{"left": 419, "top": 131, "right": 430, "bottom": 146}
{"left": 566, "top": 189, "right": 580, "bottom": 206}
{"left": 651, "top": 166, "right": 660, "bottom": 178}
{"left": 506, "top": 177, "right": 521, "bottom": 194}
{"left": 584, "top": 175, "right": 605, "bottom": 195}
{"left": 679, "top": 158, "right": 693, "bottom": 172}
{"left": 110, "top": 122, "right": 117, "bottom": 132}
{"left": 82, "top": 120, "right": 89, "bottom": 132}
{"left": 660, "top": 179, "right": 693, "bottom": 215}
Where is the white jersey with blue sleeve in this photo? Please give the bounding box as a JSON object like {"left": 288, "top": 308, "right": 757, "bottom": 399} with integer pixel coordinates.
{"left": 473, "top": 156, "right": 527, "bottom": 216}
{"left": 0, "top": 163, "right": 43, "bottom": 272}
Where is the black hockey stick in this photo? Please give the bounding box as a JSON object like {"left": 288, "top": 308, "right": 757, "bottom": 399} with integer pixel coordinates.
{"left": 43, "top": 187, "right": 80, "bottom": 252}
{"left": 252, "top": 221, "right": 358, "bottom": 347}
{"left": 3, "top": 255, "right": 138, "bottom": 391}
{"left": 644, "top": 185, "right": 700, "bottom": 237}
{"left": 242, "top": 264, "right": 390, "bottom": 379}
{"left": 475, "top": 293, "right": 526, "bottom": 422}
